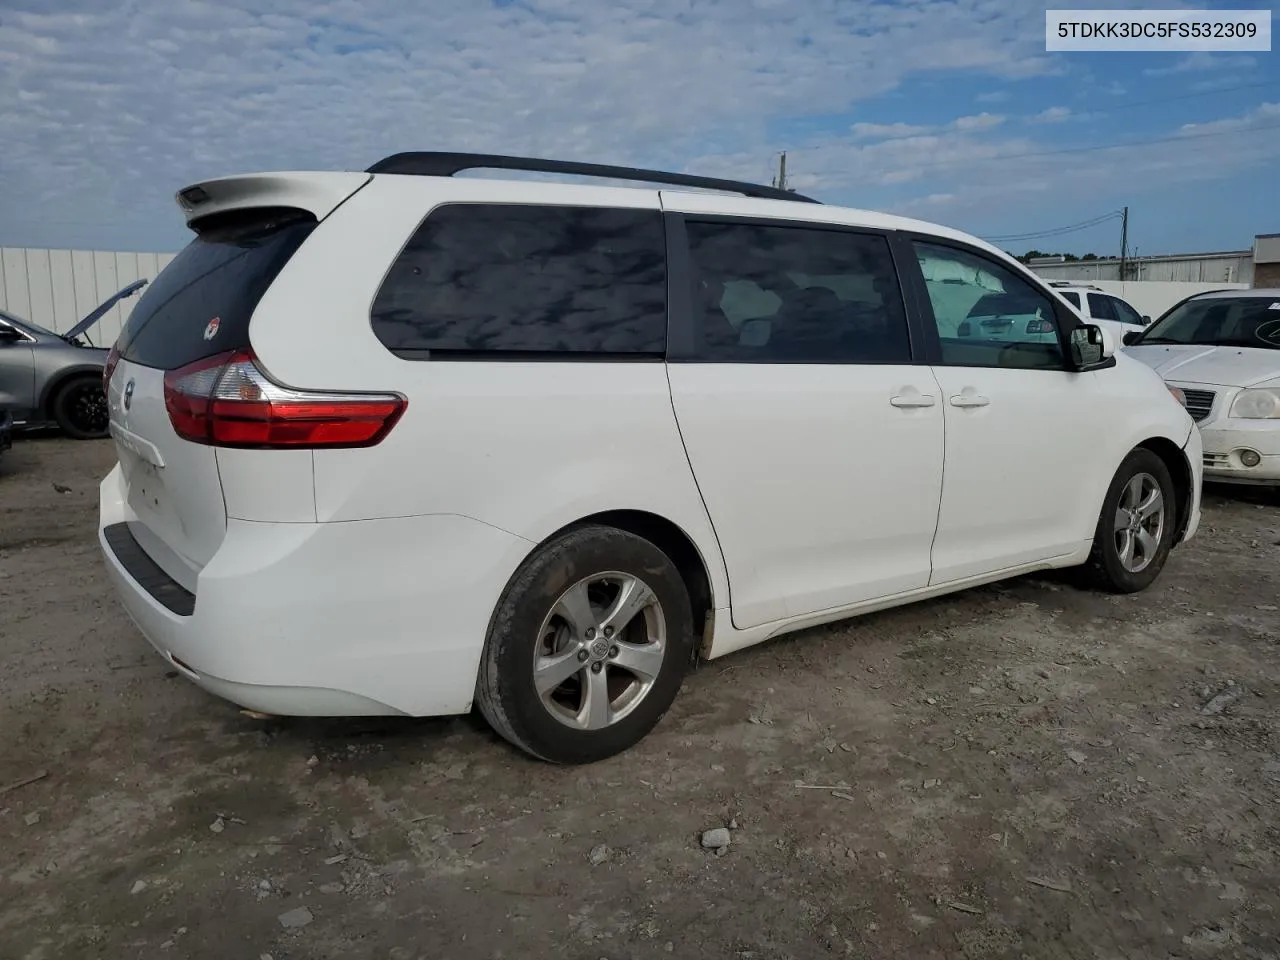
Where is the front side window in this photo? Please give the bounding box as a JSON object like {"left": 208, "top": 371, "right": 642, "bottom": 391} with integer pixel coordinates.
{"left": 684, "top": 221, "right": 910, "bottom": 363}
{"left": 914, "top": 242, "right": 1064, "bottom": 369}
{"left": 371, "top": 204, "right": 667, "bottom": 357}
{"left": 1109, "top": 297, "right": 1145, "bottom": 326}
{"left": 1141, "top": 297, "right": 1280, "bottom": 350}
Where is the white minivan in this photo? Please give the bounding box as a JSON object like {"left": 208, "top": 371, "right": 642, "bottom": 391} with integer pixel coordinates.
{"left": 99, "top": 153, "right": 1202, "bottom": 763}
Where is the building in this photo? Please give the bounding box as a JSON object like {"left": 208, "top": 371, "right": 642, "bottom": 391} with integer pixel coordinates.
{"left": 1030, "top": 248, "right": 1254, "bottom": 285}
{"left": 1253, "top": 234, "right": 1280, "bottom": 288}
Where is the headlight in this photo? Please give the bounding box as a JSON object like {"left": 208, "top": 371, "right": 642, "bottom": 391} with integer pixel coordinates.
{"left": 1229, "top": 388, "right": 1280, "bottom": 419}
{"left": 1167, "top": 386, "right": 1187, "bottom": 407}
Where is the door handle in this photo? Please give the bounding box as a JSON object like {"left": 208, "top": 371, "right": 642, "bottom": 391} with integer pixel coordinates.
{"left": 950, "top": 394, "right": 990, "bottom": 408}
{"left": 890, "top": 394, "right": 936, "bottom": 408}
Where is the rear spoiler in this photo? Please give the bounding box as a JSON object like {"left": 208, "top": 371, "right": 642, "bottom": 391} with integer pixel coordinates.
{"left": 174, "top": 172, "right": 372, "bottom": 228}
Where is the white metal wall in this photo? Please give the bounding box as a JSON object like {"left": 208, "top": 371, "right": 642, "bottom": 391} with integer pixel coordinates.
{"left": 1032, "top": 254, "right": 1254, "bottom": 285}
{"left": 0, "top": 247, "right": 175, "bottom": 345}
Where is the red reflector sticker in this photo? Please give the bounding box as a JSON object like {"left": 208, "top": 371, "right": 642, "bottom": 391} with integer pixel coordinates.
{"left": 203, "top": 316, "right": 221, "bottom": 341}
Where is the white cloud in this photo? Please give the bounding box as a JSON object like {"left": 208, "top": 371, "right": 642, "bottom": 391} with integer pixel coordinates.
{"left": 1143, "top": 51, "right": 1257, "bottom": 76}
{"left": 851, "top": 121, "right": 931, "bottom": 140}
{"left": 1032, "top": 106, "right": 1073, "bottom": 123}
{"left": 0, "top": 1, "right": 1273, "bottom": 251}
{"left": 952, "top": 112, "right": 1005, "bottom": 132}
{"left": 1177, "top": 102, "right": 1280, "bottom": 136}
{"left": 0, "top": 0, "right": 1073, "bottom": 248}
{"left": 975, "top": 91, "right": 1009, "bottom": 104}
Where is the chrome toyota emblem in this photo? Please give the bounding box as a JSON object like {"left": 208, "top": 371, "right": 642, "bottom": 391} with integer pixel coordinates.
{"left": 123, "top": 379, "right": 135, "bottom": 411}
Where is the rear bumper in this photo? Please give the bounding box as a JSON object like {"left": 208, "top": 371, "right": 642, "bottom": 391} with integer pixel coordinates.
{"left": 99, "top": 463, "right": 534, "bottom": 717}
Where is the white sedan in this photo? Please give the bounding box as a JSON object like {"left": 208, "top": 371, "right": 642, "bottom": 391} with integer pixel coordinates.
{"left": 1126, "top": 289, "right": 1280, "bottom": 488}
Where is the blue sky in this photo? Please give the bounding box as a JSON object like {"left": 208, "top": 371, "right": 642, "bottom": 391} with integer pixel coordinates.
{"left": 0, "top": 0, "right": 1276, "bottom": 256}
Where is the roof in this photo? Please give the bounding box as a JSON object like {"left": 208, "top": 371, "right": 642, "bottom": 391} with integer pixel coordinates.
{"left": 1193, "top": 288, "right": 1280, "bottom": 299}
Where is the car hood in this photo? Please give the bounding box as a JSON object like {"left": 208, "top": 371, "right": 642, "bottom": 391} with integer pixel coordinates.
{"left": 64, "top": 278, "right": 149, "bottom": 341}
{"left": 1125, "top": 343, "right": 1280, "bottom": 388}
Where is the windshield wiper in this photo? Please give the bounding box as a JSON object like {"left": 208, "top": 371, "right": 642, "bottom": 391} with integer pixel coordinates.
{"left": 1134, "top": 336, "right": 1181, "bottom": 344}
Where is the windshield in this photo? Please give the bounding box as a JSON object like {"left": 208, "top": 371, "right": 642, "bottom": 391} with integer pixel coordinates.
{"left": 1141, "top": 297, "right": 1280, "bottom": 350}
{"left": 0, "top": 310, "right": 59, "bottom": 338}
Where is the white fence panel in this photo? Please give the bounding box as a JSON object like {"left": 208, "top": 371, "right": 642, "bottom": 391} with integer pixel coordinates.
{"left": 1072, "top": 280, "right": 1249, "bottom": 320}
{"left": 0, "top": 246, "right": 176, "bottom": 339}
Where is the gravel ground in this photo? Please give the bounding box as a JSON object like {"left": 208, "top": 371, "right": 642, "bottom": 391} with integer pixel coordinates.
{"left": 2, "top": 436, "right": 1280, "bottom": 960}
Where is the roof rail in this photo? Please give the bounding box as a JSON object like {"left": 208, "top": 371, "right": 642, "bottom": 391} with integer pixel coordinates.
{"left": 365, "top": 152, "right": 820, "bottom": 204}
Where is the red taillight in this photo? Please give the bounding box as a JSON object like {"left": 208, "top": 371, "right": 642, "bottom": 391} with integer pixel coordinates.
{"left": 104, "top": 345, "right": 120, "bottom": 390}
{"left": 162, "top": 349, "right": 406, "bottom": 449}
{"left": 1025, "top": 318, "right": 1055, "bottom": 334}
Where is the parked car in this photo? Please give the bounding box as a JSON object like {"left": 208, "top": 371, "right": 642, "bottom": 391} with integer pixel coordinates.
{"left": 98, "top": 153, "right": 1202, "bottom": 763}
{"left": 0, "top": 404, "right": 12, "bottom": 458}
{"left": 1125, "top": 288, "right": 1280, "bottom": 489}
{"left": 0, "top": 280, "right": 148, "bottom": 439}
{"left": 1047, "top": 282, "right": 1149, "bottom": 344}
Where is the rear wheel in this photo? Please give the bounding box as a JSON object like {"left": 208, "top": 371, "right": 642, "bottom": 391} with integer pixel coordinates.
{"left": 475, "top": 525, "right": 695, "bottom": 764}
{"left": 1082, "top": 448, "right": 1178, "bottom": 593}
{"left": 51, "top": 375, "right": 109, "bottom": 439}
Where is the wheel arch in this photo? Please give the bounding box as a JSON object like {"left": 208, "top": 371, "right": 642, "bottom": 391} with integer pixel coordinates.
{"left": 39, "top": 365, "right": 105, "bottom": 419}
{"left": 537, "top": 509, "right": 718, "bottom": 657}
{"left": 1135, "top": 435, "right": 1193, "bottom": 545}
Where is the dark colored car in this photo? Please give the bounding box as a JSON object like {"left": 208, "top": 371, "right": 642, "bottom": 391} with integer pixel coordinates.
{"left": 0, "top": 280, "right": 147, "bottom": 439}
{"left": 0, "top": 405, "right": 12, "bottom": 457}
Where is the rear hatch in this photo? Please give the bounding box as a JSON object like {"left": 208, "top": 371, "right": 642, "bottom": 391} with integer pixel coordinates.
{"left": 106, "top": 173, "right": 369, "bottom": 591}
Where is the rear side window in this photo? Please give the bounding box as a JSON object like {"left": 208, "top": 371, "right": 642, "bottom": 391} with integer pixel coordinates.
{"left": 684, "top": 221, "right": 910, "bottom": 363}
{"left": 117, "top": 208, "right": 315, "bottom": 370}
{"left": 1087, "top": 292, "right": 1117, "bottom": 321}
{"left": 371, "top": 204, "right": 667, "bottom": 358}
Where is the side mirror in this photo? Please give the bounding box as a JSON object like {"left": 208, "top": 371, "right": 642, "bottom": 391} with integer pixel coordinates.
{"left": 1122, "top": 330, "right": 1143, "bottom": 347}
{"left": 1070, "top": 324, "right": 1115, "bottom": 370}
{"left": 0, "top": 323, "right": 24, "bottom": 343}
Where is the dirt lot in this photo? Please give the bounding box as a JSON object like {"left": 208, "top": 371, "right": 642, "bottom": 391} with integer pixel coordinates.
{"left": 2, "top": 436, "right": 1280, "bottom": 960}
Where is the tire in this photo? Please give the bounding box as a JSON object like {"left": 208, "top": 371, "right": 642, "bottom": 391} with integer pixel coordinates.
{"left": 1081, "top": 448, "right": 1179, "bottom": 593}
{"left": 475, "top": 525, "right": 696, "bottom": 764}
{"left": 51, "top": 375, "right": 109, "bottom": 440}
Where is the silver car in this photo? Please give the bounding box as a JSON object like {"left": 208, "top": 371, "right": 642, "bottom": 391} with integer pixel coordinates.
{"left": 0, "top": 280, "right": 147, "bottom": 439}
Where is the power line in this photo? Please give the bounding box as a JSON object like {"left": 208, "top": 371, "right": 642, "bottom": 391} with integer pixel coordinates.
{"left": 984, "top": 210, "right": 1124, "bottom": 243}
{"left": 1091, "top": 79, "right": 1280, "bottom": 114}
{"left": 848, "top": 80, "right": 1280, "bottom": 149}
{"left": 902, "top": 119, "right": 1280, "bottom": 173}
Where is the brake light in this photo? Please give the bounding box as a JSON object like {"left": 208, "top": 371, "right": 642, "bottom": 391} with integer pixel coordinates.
{"left": 1025, "top": 318, "right": 1055, "bottom": 334}
{"left": 163, "top": 350, "right": 406, "bottom": 449}
{"left": 104, "top": 345, "right": 120, "bottom": 390}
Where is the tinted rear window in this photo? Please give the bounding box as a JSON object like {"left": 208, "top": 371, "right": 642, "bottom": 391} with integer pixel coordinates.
{"left": 370, "top": 204, "right": 667, "bottom": 358}
{"left": 116, "top": 208, "right": 315, "bottom": 370}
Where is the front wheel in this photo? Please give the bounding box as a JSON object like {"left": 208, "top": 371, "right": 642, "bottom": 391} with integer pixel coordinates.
{"left": 1082, "top": 448, "right": 1178, "bottom": 593}
{"left": 475, "top": 525, "right": 696, "bottom": 764}
{"left": 51, "top": 375, "right": 109, "bottom": 440}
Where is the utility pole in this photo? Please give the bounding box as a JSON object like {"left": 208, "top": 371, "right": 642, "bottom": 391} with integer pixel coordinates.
{"left": 1119, "top": 206, "right": 1129, "bottom": 281}
{"left": 774, "top": 151, "right": 788, "bottom": 191}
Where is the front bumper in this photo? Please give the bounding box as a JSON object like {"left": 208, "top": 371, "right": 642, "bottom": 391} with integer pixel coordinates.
{"left": 1200, "top": 418, "right": 1280, "bottom": 486}
{"left": 1169, "top": 381, "right": 1280, "bottom": 487}
{"left": 98, "top": 463, "right": 534, "bottom": 717}
{"left": 1181, "top": 424, "right": 1203, "bottom": 543}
